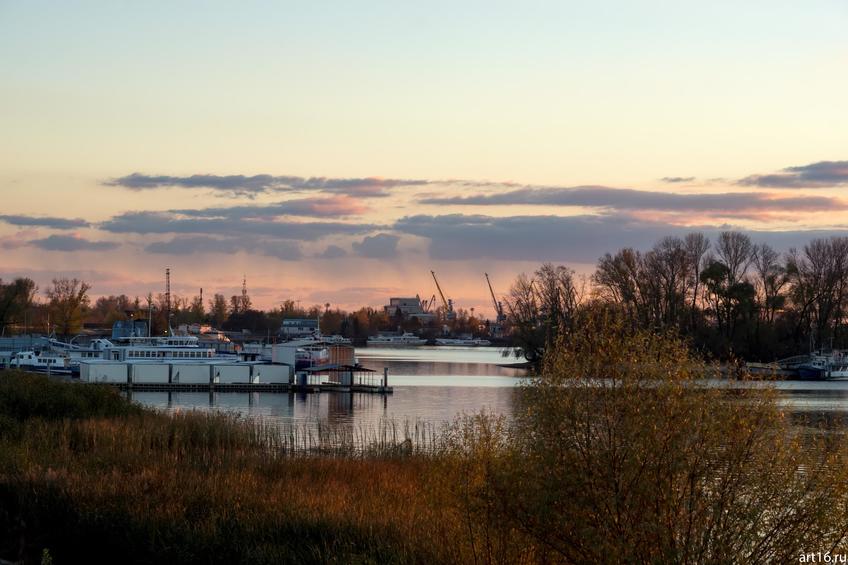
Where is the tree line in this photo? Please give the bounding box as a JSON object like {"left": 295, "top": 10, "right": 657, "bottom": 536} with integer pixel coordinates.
{"left": 505, "top": 231, "right": 848, "bottom": 364}
{"left": 7, "top": 229, "right": 844, "bottom": 356}
{"left": 0, "top": 278, "right": 488, "bottom": 340}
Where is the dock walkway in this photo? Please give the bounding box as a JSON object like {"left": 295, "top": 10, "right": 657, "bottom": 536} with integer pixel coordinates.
{"left": 111, "top": 382, "right": 393, "bottom": 394}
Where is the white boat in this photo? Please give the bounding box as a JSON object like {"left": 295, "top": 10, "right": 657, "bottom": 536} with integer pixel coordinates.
{"left": 367, "top": 332, "right": 428, "bottom": 347}
{"left": 41, "top": 336, "right": 228, "bottom": 368}
{"left": 434, "top": 338, "right": 492, "bottom": 347}
{"left": 8, "top": 350, "right": 74, "bottom": 375}
{"left": 105, "top": 335, "right": 223, "bottom": 362}
{"left": 279, "top": 338, "right": 331, "bottom": 368}
{"left": 280, "top": 334, "right": 351, "bottom": 346}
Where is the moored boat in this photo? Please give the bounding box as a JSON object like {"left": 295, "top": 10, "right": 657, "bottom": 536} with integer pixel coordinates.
{"left": 367, "top": 332, "right": 427, "bottom": 347}
{"left": 797, "top": 350, "right": 848, "bottom": 380}
{"left": 434, "top": 338, "right": 492, "bottom": 346}
{"left": 8, "top": 350, "right": 74, "bottom": 375}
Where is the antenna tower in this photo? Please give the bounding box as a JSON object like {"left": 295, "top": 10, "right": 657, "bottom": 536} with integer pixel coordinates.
{"left": 165, "top": 267, "right": 171, "bottom": 335}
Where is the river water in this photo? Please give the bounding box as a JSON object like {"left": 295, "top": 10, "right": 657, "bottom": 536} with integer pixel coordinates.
{"left": 129, "top": 346, "right": 848, "bottom": 428}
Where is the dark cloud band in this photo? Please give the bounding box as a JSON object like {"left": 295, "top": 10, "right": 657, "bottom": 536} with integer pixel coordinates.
{"left": 104, "top": 173, "right": 430, "bottom": 197}
{"left": 0, "top": 215, "right": 89, "bottom": 229}
{"left": 393, "top": 214, "right": 848, "bottom": 263}
{"left": 30, "top": 235, "right": 119, "bottom": 252}
{"left": 99, "top": 211, "right": 382, "bottom": 241}
{"left": 738, "top": 160, "right": 848, "bottom": 189}
{"left": 420, "top": 186, "right": 842, "bottom": 215}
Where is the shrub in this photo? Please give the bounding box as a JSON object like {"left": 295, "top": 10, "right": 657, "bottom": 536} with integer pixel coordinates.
{"left": 0, "top": 370, "right": 142, "bottom": 425}
{"left": 457, "top": 310, "right": 848, "bottom": 563}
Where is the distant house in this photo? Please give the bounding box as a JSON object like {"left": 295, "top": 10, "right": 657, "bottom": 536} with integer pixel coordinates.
{"left": 280, "top": 318, "right": 319, "bottom": 339}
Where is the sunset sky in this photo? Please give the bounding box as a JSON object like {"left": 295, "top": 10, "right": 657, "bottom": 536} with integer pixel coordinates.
{"left": 2, "top": 1, "right": 847, "bottom": 316}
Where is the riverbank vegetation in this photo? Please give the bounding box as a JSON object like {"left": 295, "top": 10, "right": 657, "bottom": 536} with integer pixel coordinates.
{"left": 3, "top": 313, "right": 848, "bottom": 563}
{"left": 507, "top": 232, "right": 848, "bottom": 364}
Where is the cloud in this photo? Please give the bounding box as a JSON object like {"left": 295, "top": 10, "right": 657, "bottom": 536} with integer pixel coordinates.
{"left": 145, "top": 236, "right": 303, "bottom": 261}
{"left": 394, "top": 213, "right": 848, "bottom": 263}
{"left": 660, "top": 177, "right": 695, "bottom": 183}
{"left": 105, "top": 173, "right": 430, "bottom": 197}
{"left": 317, "top": 245, "right": 348, "bottom": 259}
{"left": 170, "top": 195, "right": 368, "bottom": 220}
{"left": 738, "top": 160, "right": 848, "bottom": 188}
{"left": 352, "top": 233, "right": 400, "bottom": 258}
{"left": 100, "top": 211, "right": 381, "bottom": 241}
{"left": 29, "top": 235, "right": 119, "bottom": 252}
{"left": 420, "top": 186, "right": 843, "bottom": 216}
{"left": 260, "top": 241, "right": 304, "bottom": 261}
{"left": 0, "top": 214, "right": 89, "bottom": 229}
{"left": 393, "top": 214, "right": 659, "bottom": 262}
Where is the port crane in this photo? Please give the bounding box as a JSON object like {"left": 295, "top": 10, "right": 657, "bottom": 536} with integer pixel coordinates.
{"left": 430, "top": 270, "right": 455, "bottom": 320}
{"left": 485, "top": 273, "right": 507, "bottom": 323}
{"left": 419, "top": 294, "right": 437, "bottom": 313}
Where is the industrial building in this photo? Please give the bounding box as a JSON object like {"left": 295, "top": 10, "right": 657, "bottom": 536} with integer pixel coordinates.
{"left": 383, "top": 297, "right": 434, "bottom": 322}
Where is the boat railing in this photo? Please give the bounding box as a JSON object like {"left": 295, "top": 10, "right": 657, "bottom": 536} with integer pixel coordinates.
{"left": 777, "top": 354, "right": 812, "bottom": 368}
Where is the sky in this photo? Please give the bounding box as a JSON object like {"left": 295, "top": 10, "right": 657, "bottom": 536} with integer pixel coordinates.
{"left": 1, "top": 0, "right": 847, "bottom": 316}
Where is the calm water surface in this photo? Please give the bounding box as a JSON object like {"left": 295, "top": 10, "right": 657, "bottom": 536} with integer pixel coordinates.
{"left": 130, "top": 346, "right": 848, "bottom": 427}
{"left": 132, "top": 346, "right": 526, "bottom": 427}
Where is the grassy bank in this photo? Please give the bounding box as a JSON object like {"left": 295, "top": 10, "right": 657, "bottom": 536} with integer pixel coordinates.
{"left": 4, "top": 314, "right": 848, "bottom": 564}
{"left": 0, "top": 371, "right": 498, "bottom": 564}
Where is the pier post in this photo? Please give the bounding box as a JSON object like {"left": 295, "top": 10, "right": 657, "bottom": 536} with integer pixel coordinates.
{"left": 383, "top": 367, "right": 388, "bottom": 389}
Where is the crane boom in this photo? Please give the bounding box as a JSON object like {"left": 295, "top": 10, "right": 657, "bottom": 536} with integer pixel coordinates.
{"left": 431, "top": 270, "right": 449, "bottom": 310}
{"left": 485, "top": 273, "right": 506, "bottom": 322}
{"left": 485, "top": 273, "right": 502, "bottom": 320}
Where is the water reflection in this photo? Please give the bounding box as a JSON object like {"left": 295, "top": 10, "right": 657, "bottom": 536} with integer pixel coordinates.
{"left": 127, "top": 346, "right": 848, "bottom": 429}
{"left": 128, "top": 386, "right": 517, "bottom": 428}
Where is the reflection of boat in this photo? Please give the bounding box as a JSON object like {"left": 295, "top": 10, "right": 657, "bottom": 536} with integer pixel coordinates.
{"left": 435, "top": 338, "right": 492, "bottom": 347}
{"left": 797, "top": 350, "right": 848, "bottom": 380}
{"left": 367, "top": 333, "right": 427, "bottom": 347}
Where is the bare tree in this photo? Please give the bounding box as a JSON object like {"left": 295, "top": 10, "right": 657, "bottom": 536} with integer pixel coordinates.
{"left": 752, "top": 243, "right": 787, "bottom": 325}
{"left": 786, "top": 237, "right": 848, "bottom": 347}
{"left": 593, "top": 248, "right": 647, "bottom": 325}
{"left": 646, "top": 236, "right": 689, "bottom": 327}
{"left": 504, "top": 264, "right": 580, "bottom": 365}
{"left": 684, "top": 232, "right": 710, "bottom": 327}
{"left": 715, "top": 231, "right": 754, "bottom": 285}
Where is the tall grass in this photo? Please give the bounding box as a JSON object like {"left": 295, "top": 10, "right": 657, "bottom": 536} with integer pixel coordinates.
{"left": 0, "top": 371, "right": 500, "bottom": 564}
